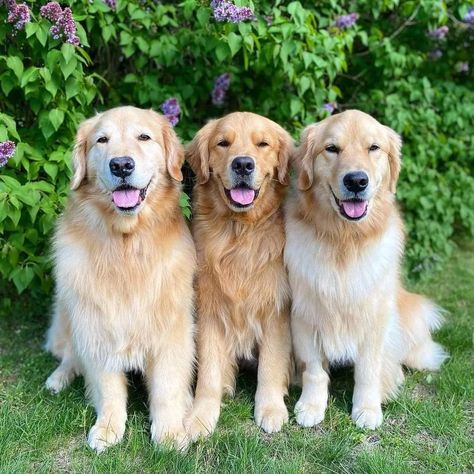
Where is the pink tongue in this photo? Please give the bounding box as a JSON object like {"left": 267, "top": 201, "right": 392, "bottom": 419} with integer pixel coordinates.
{"left": 341, "top": 200, "right": 367, "bottom": 218}
{"left": 230, "top": 187, "right": 255, "bottom": 205}
{"left": 112, "top": 189, "right": 140, "bottom": 208}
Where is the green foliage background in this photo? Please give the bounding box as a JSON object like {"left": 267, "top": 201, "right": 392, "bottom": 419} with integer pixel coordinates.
{"left": 0, "top": 0, "right": 473, "bottom": 293}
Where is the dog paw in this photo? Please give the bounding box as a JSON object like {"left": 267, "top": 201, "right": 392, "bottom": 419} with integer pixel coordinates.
{"left": 151, "top": 422, "right": 189, "bottom": 451}
{"left": 294, "top": 400, "right": 326, "bottom": 427}
{"left": 185, "top": 406, "right": 219, "bottom": 442}
{"left": 87, "top": 422, "right": 125, "bottom": 453}
{"left": 185, "top": 415, "right": 216, "bottom": 441}
{"left": 352, "top": 406, "right": 383, "bottom": 429}
{"left": 45, "top": 368, "right": 72, "bottom": 394}
{"left": 255, "top": 403, "right": 289, "bottom": 433}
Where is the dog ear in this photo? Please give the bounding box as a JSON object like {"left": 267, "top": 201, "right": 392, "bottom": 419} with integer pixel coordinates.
{"left": 161, "top": 117, "right": 185, "bottom": 182}
{"left": 295, "top": 124, "right": 320, "bottom": 191}
{"left": 384, "top": 125, "right": 402, "bottom": 193}
{"left": 276, "top": 126, "right": 294, "bottom": 186}
{"left": 70, "top": 115, "right": 100, "bottom": 191}
{"left": 185, "top": 120, "right": 216, "bottom": 185}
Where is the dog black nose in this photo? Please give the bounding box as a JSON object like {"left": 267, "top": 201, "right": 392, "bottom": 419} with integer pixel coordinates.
{"left": 231, "top": 156, "right": 255, "bottom": 176}
{"left": 109, "top": 156, "right": 135, "bottom": 178}
{"left": 343, "top": 171, "right": 369, "bottom": 193}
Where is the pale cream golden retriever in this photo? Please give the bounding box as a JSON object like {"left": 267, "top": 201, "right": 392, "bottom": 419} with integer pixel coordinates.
{"left": 285, "top": 110, "right": 447, "bottom": 429}
{"left": 185, "top": 112, "right": 293, "bottom": 439}
{"left": 45, "top": 106, "right": 195, "bottom": 452}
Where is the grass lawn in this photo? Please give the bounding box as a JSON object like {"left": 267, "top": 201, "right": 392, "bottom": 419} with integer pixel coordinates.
{"left": 0, "top": 242, "right": 473, "bottom": 474}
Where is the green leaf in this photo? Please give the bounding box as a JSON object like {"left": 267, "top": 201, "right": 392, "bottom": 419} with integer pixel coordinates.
{"left": 49, "top": 109, "right": 65, "bottom": 131}
{"left": 61, "top": 43, "right": 75, "bottom": 63}
{"left": 25, "top": 22, "right": 39, "bottom": 39}
{"left": 36, "top": 23, "right": 49, "bottom": 47}
{"left": 215, "top": 43, "right": 229, "bottom": 62}
{"left": 44, "top": 162, "right": 58, "bottom": 180}
{"left": 20, "top": 67, "right": 39, "bottom": 88}
{"left": 60, "top": 57, "right": 78, "bottom": 80}
{"left": 39, "top": 112, "right": 56, "bottom": 139}
{"left": 65, "top": 77, "right": 80, "bottom": 100}
{"left": 6, "top": 56, "right": 23, "bottom": 81}
{"left": 227, "top": 32, "right": 242, "bottom": 57}
{"left": 11, "top": 266, "right": 35, "bottom": 294}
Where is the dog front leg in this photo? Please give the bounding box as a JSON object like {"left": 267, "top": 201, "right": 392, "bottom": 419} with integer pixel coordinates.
{"left": 146, "top": 317, "right": 194, "bottom": 450}
{"left": 85, "top": 368, "right": 128, "bottom": 453}
{"left": 292, "top": 316, "right": 329, "bottom": 427}
{"left": 185, "top": 317, "right": 231, "bottom": 441}
{"left": 254, "top": 310, "right": 291, "bottom": 433}
{"left": 352, "top": 330, "right": 385, "bottom": 429}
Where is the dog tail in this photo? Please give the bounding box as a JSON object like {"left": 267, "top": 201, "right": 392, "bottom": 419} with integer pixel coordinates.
{"left": 398, "top": 289, "right": 448, "bottom": 371}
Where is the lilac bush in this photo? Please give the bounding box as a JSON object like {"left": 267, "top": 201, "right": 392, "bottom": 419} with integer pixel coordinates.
{"left": 211, "top": 0, "right": 254, "bottom": 23}
{"left": 0, "top": 140, "right": 15, "bottom": 167}
{"left": 464, "top": 8, "right": 474, "bottom": 24}
{"left": 160, "top": 98, "right": 181, "bottom": 126}
{"left": 4, "top": 0, "right": 30, "bottom": 30}
{"left": 335, "top": 13, "right": 359, "bottom": 29}
{"left": 211, "top": 73, "right": 231, "bottom": 106}
{"left": 428, "top": 25, "right": 449, "bottom": 40}
{"left": 322, "top": 103, "right": 337, "bottom": 114}
{"left": 40, "top": 2, "right": 80, "bottom": 45}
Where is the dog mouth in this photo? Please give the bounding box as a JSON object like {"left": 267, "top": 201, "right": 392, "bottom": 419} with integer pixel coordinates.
{"left": 112, "top": 183, "right": 150, "bottom": 212}
{"left": 330, "top": 187, "right": 368, "bottom": 221}
{"left": 224, "top": 183, "right": 260, "bottom": 209}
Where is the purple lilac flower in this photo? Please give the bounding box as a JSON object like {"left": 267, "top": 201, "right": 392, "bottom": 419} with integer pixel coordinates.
{"left": 428, "top": 48, "right": 443, "bottom": 60}
{"left": 211, "top": 0, "right": 254, "bottom": 23}
{"left": 160, "top": 97, "right": 181, "bottom": 127}
{"left": 6, "top": 2, "right": 30, "bottom": 30}
{"left": 323, "top": 103, "right": 337, "bottom": 114}
{"left": 40, "top": 2, "right": 80, "bottom": 45}
{"left": 456, "top": 62, "right": 469, "bottom": 73}
{"left": 428, "top": 26, "right": 449, "bottom": 40}
{"left": 0, "top": 140, "right": 15, "bottom": 167}
{"left": 464, "top": 8, "right": 474, "bottom": 24}
{"left": 335, "top": 13, "right": 359, "bottom": 29}
{"left": 212, "top": 73, "right": 230, "bottom": 106}
{"left": 39, "top": 1, "right": 62, "bottom": 21}
{"left": 103, "top": 0, "right": 116, "bottom": 8}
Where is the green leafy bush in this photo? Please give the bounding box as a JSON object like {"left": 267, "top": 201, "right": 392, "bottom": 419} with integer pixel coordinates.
{"left": 0, "top": 0, "right": 473, "bottom": 292}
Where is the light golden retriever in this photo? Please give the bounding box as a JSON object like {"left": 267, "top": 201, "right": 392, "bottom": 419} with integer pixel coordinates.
{"left": 285, "top": 110, "right": 447, "bottom": 429}
{"left": 45, "top": 106, "right": 195, "bottom": 452}
{"left": 184, "top": 112, "right": 293, "bottom": 439}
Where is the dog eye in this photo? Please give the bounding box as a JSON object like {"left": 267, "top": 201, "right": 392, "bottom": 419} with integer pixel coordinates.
{"left": 369, "top": 144, "right": 380, "bottom": 152}
{"left": 217, "top": 139, "right": 230, "bottom": 147}
{"left": 257, "top": 141, "right": 269, "bottom": 148}
{"left": 138, "top": 134, "right": 151, "bottom": 141}
{"left": 325, "top": 144, "right": 339, "bottom": 153}
{"left": 97, "top": 136, "right": 109, "bottom": 144}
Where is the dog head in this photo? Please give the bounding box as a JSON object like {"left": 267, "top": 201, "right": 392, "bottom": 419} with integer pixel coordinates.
{"left": 70, "top": 106, "right": 184, "bottom": 215}
{"left": 295, "top": 110, "right": 401, "bottom": 222}
{"left": 186, "top": 111, "right": 293, "bottom": 214}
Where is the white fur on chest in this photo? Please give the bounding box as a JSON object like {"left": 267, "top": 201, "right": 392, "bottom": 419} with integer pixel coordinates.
{"left": 285, "top": 211, "right": 402, "bottom": 363}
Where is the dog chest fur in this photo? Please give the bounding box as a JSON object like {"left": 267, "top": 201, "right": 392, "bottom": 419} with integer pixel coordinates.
{"left": 54, "top": 215, "right": 195, "bottom": 371}
{"left": 285, "top": 201, "right": 403, "bottom": 363}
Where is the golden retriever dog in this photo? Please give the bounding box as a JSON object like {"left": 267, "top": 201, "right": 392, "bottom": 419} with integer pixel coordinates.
{"left": 285, "top": 110, "right": 447, "bottom": 429}
{"left": 45, "top": 106, "right": 195, "bottom": 452}
{"left": 184, "top": 112, "right": 293, "bottom": 439}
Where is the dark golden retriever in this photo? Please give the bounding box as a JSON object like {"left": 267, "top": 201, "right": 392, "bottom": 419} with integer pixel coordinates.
{"left": 185, "top": 112, "right": 294, "bottom": 439}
